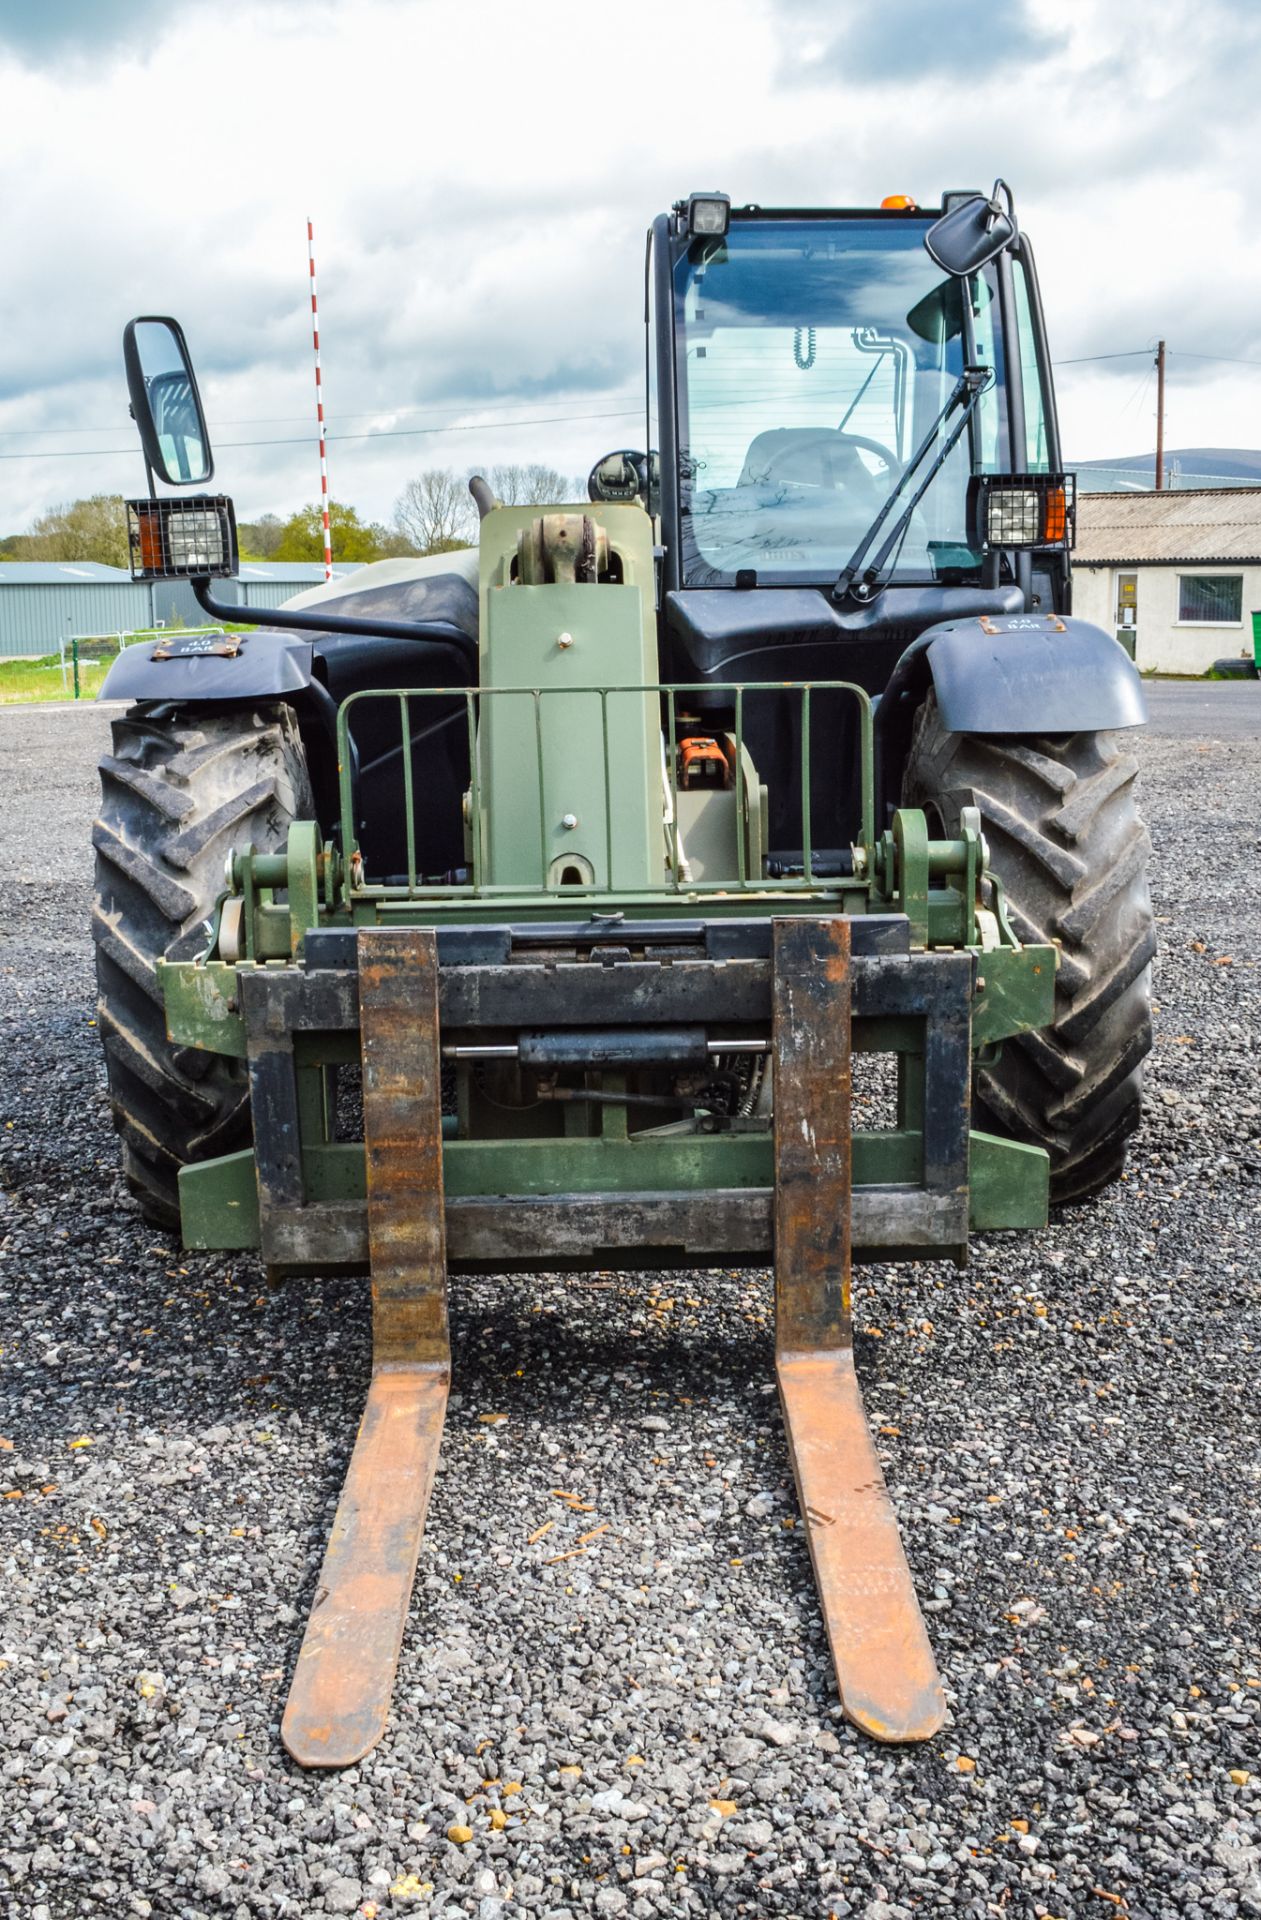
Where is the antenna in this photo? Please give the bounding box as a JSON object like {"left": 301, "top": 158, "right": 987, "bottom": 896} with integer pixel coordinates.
{"left": 308, "top": 218, "right": 332, "bottom": 580}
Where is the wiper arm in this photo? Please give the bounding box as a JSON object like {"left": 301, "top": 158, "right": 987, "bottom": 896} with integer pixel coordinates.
{"left": 832, "top": 365, "right": 991, "bottom": 604}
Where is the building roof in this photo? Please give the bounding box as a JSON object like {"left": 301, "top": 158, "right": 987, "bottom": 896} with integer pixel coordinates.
{"left": 0, "top": 559, "right": 367, "bottom": 585}
{"left": 1076, "top": 488, "right": 1261, "bottom": 566}
{"left": 0, "top": 561, "right": 134, "bottom": 584}
{"left": 237, "top": 562, "right": 365, "bottom": 582}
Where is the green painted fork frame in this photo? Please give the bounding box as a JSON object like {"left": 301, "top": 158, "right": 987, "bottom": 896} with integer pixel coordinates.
{"left": 156, "top": 668, "right": 1057, "bottom": 1272}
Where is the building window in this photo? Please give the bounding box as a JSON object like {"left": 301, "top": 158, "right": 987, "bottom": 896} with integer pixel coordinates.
{"left": 1178, "top": 574, "right": 1242, "bottom": 624}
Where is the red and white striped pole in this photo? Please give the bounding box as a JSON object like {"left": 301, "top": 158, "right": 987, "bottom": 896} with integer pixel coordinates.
{"left": 307, "top": 217, "right": 332, "bottom": 581}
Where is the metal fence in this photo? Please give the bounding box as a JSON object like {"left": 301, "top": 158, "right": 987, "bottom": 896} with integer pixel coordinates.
{"left": 14, "top": 628, "right": 161, "bottom": 698}
{"left": 336, "top": 680, "right": 875, "bottom": 900}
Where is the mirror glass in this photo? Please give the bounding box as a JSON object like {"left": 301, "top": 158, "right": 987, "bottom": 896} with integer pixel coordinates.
{"left": 131, "top": 319, "right": 210, "bottom": 484}
{"left": 587, "top": 448, "right": 648, "bottom": 505}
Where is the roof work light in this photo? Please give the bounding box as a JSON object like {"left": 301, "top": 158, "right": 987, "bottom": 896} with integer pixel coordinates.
{"left": 685, "top": 192, "right": 731, "bottom": 238}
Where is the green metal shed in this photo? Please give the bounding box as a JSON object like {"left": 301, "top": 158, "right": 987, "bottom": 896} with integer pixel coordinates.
{"left": 0, "top": 560, "right": 366, "bottom": 656}
{"left": 0, "top": 562, "right": 150, "bottom": 658}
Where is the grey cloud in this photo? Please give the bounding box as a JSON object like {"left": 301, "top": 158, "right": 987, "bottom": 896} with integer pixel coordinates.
{"left": 781, "top": 0, "right": 1067, "bottom": 83}
{"left": 4, "top": 0, "right": 1258, "bottom": 532}
{"left": 0, "top": 0, "right": 438, "bottom": 71}
{"left": 0, "top": 0, "right": 176, "bottom": 63}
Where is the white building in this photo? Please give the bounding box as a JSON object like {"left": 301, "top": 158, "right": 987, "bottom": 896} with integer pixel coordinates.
{"left": 1072, "top": 489, "right": 1261, "bottom": 675}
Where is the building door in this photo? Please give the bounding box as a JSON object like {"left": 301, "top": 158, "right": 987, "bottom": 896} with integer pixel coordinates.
{"left": 1115, "top": 572, "right": 1137, "bottom": 659}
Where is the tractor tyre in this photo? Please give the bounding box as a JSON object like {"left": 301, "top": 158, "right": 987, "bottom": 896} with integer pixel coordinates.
{"left": 92, "top": 703, "right": 313, "bottom": 1229}
{"left": 902, "top": 693, "right": 1154, "bottom": 1203}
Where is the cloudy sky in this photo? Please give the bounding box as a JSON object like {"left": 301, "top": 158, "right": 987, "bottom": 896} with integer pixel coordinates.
{"left": 1, "top": 0, "right": 1258, "bottom": 534}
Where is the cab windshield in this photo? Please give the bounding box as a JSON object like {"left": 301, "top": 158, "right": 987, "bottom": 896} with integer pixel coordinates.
{"left": 674, "top": 216, "right": 1005, "bottom": 588}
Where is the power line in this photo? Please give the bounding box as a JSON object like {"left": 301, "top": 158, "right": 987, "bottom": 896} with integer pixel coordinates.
{"left": 3, "top": 339, "right": 1258, "bottom": 462}
{"left": 0, "top": 389, "right": 646, "bottom": 437}
{"left": 0, "top": 404, "right": 647, "bottom": 462}
{"left": 1054, "top": 346, "right": 1261, "bottom": 371}
{"left": 1170, "top": 349, "right": 1261, "bottom": 370}
{"left": 0, "top": 366, "right": 895, "bottom": 442}
{"left": 1052, "top": 349, "right": 1149, "bottom": 366}
{"left": 1117, "top": 364, "right": 1154, "bottom": 425}
{"left": 0, "top": 371, "right": 919, "bottom": 461}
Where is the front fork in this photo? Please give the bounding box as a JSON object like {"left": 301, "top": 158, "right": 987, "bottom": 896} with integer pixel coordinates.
{"left": 280, "top": 920, "right": 945, "bottom": 1768}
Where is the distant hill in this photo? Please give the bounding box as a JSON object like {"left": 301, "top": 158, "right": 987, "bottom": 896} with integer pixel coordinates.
{"left": 1071, "top": 448, "right": 1261, "bottom": 492}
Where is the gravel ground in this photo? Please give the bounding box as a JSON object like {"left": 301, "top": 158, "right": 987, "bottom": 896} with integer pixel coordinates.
{"left": 1, "top": 690, "right": 1258, "bottom": 1920}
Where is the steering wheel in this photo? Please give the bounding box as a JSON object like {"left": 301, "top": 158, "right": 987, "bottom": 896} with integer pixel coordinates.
{"left": 754, "top": 429, "right": 901, "bottom": 488}
{"left": 832, "top": 430, "right": 901, "bottom": 475}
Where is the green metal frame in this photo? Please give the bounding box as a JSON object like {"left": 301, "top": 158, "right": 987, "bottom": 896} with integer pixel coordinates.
{"left": 333, "top": 680, "right": 875, "bottom": 905}
{"left": 156, "top": 609, "right": 1059, "bottom": 1270}
{"left": 179, "top": 1125, "right": 1047, "bottom": 1256}
{"left": 160, "top": 936, "right": 1052, "bottom": 1062}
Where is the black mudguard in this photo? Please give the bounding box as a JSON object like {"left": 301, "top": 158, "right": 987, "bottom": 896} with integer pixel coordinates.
{"left": 875, "top": 611, "right": 1146, "bottom": 822}
{"left": 884, "top": 611, "right": 1147, "bottom": 735}
{"left": 99, "top": 627, "right": 314, "bottom": 704}
{"left": 918, "top": 612, "right": 1147, "bottom": 733}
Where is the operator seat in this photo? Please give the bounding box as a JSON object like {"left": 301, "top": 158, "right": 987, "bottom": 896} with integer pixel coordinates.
{"left": 738, "top": 428, "right": 885, "bottom": 506}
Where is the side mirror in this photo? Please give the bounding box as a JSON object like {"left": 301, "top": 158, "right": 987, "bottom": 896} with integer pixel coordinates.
{"left": 587, "top": 448, "right": 658, "bottom": 511}
{"left": 123, "top": 316, "right": 214, "bottom": 486}
{"left": 924, "top": 181, "right": 1017, "bottom": 278}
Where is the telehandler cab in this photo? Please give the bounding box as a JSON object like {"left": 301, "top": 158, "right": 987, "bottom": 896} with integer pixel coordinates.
{"left": 93, "top": 182, "right": 1152, "bottom": 1765}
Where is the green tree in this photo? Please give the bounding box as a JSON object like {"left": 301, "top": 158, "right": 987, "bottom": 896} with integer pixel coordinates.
{"left": 8, "top": 494, "right": 130, "bottom": 568}
{"left": 272, "top": 500, "right": 391, "bottom": 563}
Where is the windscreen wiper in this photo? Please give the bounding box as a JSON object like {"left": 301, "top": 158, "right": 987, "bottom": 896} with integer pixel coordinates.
{"left": 832, "top": 365, "right": 991, "bottom": 604}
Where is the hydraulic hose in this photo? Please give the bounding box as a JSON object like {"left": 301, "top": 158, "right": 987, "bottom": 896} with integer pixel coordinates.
{"left": 191, "top": 577, "right": 479, "bottom": 677}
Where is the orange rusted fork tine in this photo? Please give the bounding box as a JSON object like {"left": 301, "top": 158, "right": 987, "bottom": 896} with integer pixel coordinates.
{"left": 280, "top": 1369, "right": 447, "bottom": 1767}
{"left": 772, "top": 917, "right": 946, "bottom": 1744}
{"left": 282, "top": 928, "right": 449, "bottom": 1769}
{"left": 777, "top": 1348, "right": 944, "bottom": 1740}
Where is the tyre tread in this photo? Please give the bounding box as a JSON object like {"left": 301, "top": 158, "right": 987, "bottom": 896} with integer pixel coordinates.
{"left": 904, "top": 694, "right": 1154, "bottom": 1202}
{"left": 92, "top": 703, "right": 312, "bottom": 1225}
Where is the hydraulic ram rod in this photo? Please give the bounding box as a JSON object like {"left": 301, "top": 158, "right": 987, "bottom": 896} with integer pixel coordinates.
{"left": 442, "top": 1038, "right": 771, "bottom": 1061}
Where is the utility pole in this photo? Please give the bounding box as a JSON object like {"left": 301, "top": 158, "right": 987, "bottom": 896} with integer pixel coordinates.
{"left": 1154, "top": 339, "right": 1166, "bottom": 491}
{"left": 308, "top": 219, "right": 333, "bottom": 581}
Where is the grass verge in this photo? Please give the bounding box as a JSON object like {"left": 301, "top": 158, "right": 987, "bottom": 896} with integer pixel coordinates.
{"left": 0, "top": 650, "right": 114, "bottom": 704}
{"left": 0, "top": 626, "right": 250, "bottom": 705}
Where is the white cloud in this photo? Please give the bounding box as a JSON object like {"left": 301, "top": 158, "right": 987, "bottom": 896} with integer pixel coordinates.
{"left": 0, "top": 0, "right": 1258, "bottom": 532}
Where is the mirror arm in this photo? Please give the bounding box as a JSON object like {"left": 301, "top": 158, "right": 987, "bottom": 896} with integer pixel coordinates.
{"left": 127, "top": 403, "right": 160, "bottom": 501}
{"left": 190, "top": 577, "right": 479, "bottom": 674}
{"left": 988, "top": 179, "right": 1017, "bottom": 232}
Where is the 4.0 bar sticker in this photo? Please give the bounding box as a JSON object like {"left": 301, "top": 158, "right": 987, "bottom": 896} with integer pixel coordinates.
{"left": 152, "top": 631, "right": 244, "bottom": 660}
